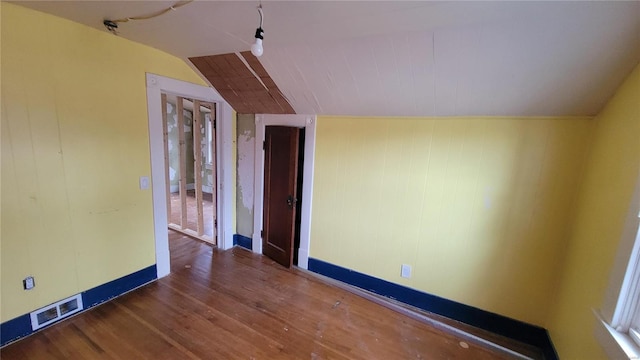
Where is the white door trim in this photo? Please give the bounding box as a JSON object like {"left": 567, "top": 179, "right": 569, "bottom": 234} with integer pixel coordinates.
{"left": 253, "top": 114, "right": 316, "bottom": 269}
{"left": 146, "top": 73, "right": 234, "bottom": 279}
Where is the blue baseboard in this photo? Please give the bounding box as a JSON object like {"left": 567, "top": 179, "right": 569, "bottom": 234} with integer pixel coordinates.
{"left": 0, "top": 315, "right": 31, "bottom": 348}
{"left": 0, "top": 264, "right": 157, "bottom": 347}
{"left": 308, "top": 258, "right": 558, "bottom": 360}
{"left": 82, "top": 265, "right": 157, "bottom": 308}
{"left": 233, "top": 234, "right": 252, "bottom": 250}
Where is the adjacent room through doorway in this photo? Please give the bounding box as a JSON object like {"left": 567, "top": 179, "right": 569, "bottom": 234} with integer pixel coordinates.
{"left": 162, "top": 94, "right": 218, "bottom": 246}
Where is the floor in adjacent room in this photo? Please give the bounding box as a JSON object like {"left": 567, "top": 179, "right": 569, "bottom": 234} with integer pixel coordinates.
{"left": 170, "top": 189, "right": 215, "bottom": 240}
{"left": 1, "top": 231, "right": 536, "bottom": 359}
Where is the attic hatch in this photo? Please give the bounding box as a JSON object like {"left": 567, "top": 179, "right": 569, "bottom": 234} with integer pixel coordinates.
{"left": 189, "top": 52, "right": 295, "bottom": 115}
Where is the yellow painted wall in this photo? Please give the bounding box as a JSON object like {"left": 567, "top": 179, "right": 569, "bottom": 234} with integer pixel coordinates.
{"left": 311, "top": 115, "right": 593, "bottom": 326}
{"left": 548, "top": 64, "right": 640, "bottom": 359}
{"left": 1, "top": 3, "right": 206, "bottom": 322}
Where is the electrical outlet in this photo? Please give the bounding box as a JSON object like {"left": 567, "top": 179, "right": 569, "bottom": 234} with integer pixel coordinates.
{"left": 401, "top": 264, "right": 412, "bottom": 278}
{"left": 23, "top": 276, "right": 35, "bottom": 290}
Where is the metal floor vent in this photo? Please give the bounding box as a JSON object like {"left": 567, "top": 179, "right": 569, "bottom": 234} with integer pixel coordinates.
{"left": 30, "top": 294, "right": 83, "bottom": 330}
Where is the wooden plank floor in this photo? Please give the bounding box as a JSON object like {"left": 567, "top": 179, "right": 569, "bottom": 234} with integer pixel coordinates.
{"left": 2, "top": 232, "right": 523, "bottom": 359}
{"left": 170, "top": 190, "right": 215, "bottom": 238}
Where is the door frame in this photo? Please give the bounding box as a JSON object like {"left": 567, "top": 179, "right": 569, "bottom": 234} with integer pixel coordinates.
{"left": 146, "top": 73, "right": 234, "bottom": 279}
{"left": 253, "top": 114, "right": 317, "bottom": 269}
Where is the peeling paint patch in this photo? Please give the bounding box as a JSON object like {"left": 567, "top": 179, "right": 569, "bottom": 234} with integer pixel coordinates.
{"left": 165, "top": 100, "right": 213, "bottom": 189}
{"left": 237, "top": 130, "right": 255, "bottom": 213}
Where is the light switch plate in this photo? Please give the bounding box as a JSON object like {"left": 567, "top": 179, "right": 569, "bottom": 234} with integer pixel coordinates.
{"left": 139, "top": 176, "right": 150, "bottom": 190}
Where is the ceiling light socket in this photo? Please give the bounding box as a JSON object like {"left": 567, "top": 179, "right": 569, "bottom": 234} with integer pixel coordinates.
{"left": 103, "top": 20, "right": 118, "bottom": 34}
{"left": 254, "top": 27, "right": 264, "bottom": 40}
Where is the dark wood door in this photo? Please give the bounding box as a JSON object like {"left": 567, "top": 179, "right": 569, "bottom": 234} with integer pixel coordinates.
{"left": 263, "top": 126, "right": 300, "bottom": 268}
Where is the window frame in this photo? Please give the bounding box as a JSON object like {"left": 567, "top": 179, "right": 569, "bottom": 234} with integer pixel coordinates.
{"left": 596, "top": 170, "right": 640, "bottom": 359}
{"left": 205, "top": 112, "right": 214, "bottom": 167}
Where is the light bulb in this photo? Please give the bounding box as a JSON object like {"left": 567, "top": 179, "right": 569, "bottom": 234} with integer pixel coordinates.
{"left": 251, "top": 38, "right": 263, "bottom": 57}
{"left": 251, "top": 27, "right": 264, "bottom": 57}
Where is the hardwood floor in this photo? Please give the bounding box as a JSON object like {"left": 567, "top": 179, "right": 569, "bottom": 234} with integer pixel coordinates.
{"left": 2, "top": 232, "right": 526, "bottom": 359}
{"left": 170, "top": 190, "right": 215, "bottom": 239}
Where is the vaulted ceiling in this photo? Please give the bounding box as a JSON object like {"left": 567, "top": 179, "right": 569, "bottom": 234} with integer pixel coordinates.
{"left": 13, "top": 1, "right": 640, "bottom": 117}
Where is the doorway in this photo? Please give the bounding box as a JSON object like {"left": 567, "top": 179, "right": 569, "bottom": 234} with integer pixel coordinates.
{"left": 293, "top": 128, "right": 305, "bottom": 266}
{"left": 145, "top": 73, "right": 234, "bottom": 279}
{"left": 162, "top": 94, "right": 217, "bottom": 245}
{"left": 262, "top": 126, "right": 305, "bottom": 268}
{"left": 252, "top": 114, "right": 317, "bottom": 270}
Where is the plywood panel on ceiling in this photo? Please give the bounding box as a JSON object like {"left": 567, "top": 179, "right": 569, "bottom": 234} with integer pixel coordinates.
{"left": 190, "top": 53, "right": 295, "bottom": 115}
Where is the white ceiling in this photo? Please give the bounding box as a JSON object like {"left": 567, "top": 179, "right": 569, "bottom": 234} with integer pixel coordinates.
{"left": 12, "top": 1, "right": 640, "bottom": 117}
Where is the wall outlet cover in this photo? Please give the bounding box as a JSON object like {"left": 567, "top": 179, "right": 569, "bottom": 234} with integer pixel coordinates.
{"left": 23, "top": 276, "right": 35, "bottom": 290}
{"left": 401, "top": 264, "right": 412, "bottom": 278}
